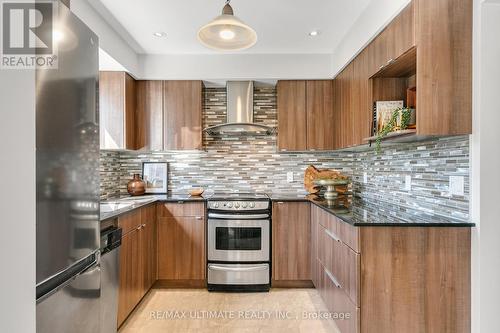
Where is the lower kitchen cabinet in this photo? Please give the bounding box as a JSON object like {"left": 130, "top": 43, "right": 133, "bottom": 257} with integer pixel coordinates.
{"left": 116, "top": 204, "right": 157, "bottom": 327}
{"left": 157, "top": 202, "right": 206, "bottom": 284}
{"left": 117, "top": 226, "right": 140, "bottom": 327}
{"left": 310, "top": 204, "right": 471, "bottom": 333}
{"left": 272, "top": 201, "right": 311, "bottom": 285}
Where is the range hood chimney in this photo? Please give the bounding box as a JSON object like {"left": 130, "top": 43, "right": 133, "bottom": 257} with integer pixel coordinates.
{"left": 203, "top": 81, "right": 275, "bottom": 136}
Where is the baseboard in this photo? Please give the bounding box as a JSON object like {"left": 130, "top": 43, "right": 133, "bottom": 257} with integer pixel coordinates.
{"left": 271, "top": 280, "right": 314, "bottom": 288}
{"left": 154, "top": 279, "right": 206, "bottom": 289}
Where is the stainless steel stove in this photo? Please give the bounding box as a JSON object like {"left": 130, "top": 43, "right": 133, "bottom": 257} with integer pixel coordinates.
{"left": 206, "top": 193, "right": 271, "bottom": 291}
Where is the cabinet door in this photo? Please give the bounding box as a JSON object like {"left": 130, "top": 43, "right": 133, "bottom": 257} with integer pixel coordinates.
{"left": 136, "top": 81, "right": 163, "bottom": 151}
{"left": 339, "top": 64, "right": 354, "bottom": 148}
{"left": 272, "top": 202, "right": 311, "bottom": 281}
{"left": 163, "top": 80, "right": 203, "bottom": 150}
{"left": 99, "top": 71, "right": 136, "bottom": 150}
{"left": 352, "top": 49, "right": 372, "bottom": 146}
{"left": 140, "top": 204, "right": 157, "bottom": 294}
{"left": 277, "top": 80, "right": 307, "bottom": 151}
{"left": 158, "top": 216, "right": 205, "bottom": 280}
{"left": 416, "top": 0, "right": 472, "bottom": 135}
{"left": 310, "top": 206, "right": 319, "bottom": 287}
{"left": 117, "top": 228, "right": 140, "bottom": 327}
{"left": 386, "top": 1, "right": 415, "bottom": 63}
{"left": 306, "top": 80, "right": 334, "bottom": 150}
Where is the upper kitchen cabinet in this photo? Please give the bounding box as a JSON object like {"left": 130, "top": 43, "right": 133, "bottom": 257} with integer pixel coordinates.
{"left": 99, "top": 71, "right": 136, "bottom": 150}
{"left": 277, "top": 80, "right": 334, "bottom": 151}
{"left": 163, "top": 81, "right": 204, "bottom": 150}
{"left": 306, "top": 80, "right": 334, "bottom": 150}
{"left": 277, "top": 80, "right": 307, "bottom": 151}
{"left": 333, "top": 0, "right": 471, "bottom": 150}
{"left": 415, "top": 0, "right": 472, "bottom": 135}
{"left": 136, "top": 80, "right": 164, "bottom": 151}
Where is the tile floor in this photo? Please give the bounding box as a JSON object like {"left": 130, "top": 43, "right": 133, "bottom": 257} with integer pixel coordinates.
{"left": 119, "top": 288, "right": 340, "bottom": 333}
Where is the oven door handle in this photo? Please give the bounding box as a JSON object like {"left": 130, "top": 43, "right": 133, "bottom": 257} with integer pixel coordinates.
{"left": 208, "top": 213, "right": 269, "bottom": 219}
{"left": 209, "top": 265, "right": 268, "bottom": 272}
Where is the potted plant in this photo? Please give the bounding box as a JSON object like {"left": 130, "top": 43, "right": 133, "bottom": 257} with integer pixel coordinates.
{"left": 375, "top": 107, "right": 413, "bottom": 153}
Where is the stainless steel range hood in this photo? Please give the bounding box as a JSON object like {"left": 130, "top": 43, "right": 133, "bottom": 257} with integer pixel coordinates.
{"left": 203, "top": 81, "right": 275, "bottom": 136}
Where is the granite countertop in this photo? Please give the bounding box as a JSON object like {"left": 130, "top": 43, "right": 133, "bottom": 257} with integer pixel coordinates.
{"left": 101, "top": 192, "right": 475, "bottom": 227}
{"left": 269, "top": 193, "right": 475, "bottom": 227}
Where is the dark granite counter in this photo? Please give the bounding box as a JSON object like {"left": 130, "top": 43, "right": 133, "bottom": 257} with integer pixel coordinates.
{"left": 270, "top": 193, "right": 475, "bottom": 227}
{"left": 101, "top": 192, "right": 474, "bottom": 227}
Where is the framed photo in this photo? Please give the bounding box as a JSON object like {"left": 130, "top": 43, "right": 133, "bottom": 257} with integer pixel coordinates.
{"left": 142, "top": 162, "right": 168, "bottom": 194}
{"left": 375, "top": 100, "right": 404, "bottom": 133}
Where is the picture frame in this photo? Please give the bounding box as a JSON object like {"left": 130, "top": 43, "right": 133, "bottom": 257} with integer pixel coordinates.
{"left": 375, "top": 100, "right": 404, "bottom": 134}
{"left": 142, "top": 162, "right": 168, "bottom": 194}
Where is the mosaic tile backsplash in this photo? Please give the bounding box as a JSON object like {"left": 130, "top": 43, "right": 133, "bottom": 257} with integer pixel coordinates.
{"left": 100, "top": 87, "right": 470, "bottom": 222}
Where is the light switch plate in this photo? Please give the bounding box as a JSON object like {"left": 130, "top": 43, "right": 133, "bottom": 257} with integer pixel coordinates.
{"left": 449, "top": 176, "right": 464, "bottom": 196}
{"left": 405, "top": 175, "right": 412, "bottom": 191}
{"left": 363, "top": 172, "right": 368, "bottom": 184}
{"left": 287, "top": 172, "right": 294, "bottom": 183}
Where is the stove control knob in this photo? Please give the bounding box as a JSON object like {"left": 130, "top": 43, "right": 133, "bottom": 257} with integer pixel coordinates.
{"left": 242, "top": 202, "right": 248, "bottom": 208}
{"left": 249, "top": 202, "right": 255, "bottom": 208}
{"left": 227, "top": 202, "right": 233, "bottom": 208}
{"left": 213, "top": 202, "right": 219, "bottom": 208}
{"left": 235, "top": 202, "right": 240, "bottom": 208}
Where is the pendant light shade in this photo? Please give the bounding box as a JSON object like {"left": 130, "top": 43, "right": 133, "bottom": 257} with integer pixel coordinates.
{"left": 198, "top": 0, "right": 257, "bottom": 51}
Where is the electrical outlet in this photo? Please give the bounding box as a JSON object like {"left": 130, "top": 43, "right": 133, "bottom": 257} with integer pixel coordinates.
{"left": 449, "top": 176, "right": 464, "bottom": 196}
{"left": 287, "top": 172, "right": 294, "bottom": 183}
{"left": 405, "top": 175, "right": 412, "bottom": 191}
{"left": 363, "top": 172, "right": 368, "bottom": 184}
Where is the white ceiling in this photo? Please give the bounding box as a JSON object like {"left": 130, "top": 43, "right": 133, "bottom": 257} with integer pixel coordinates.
{"left": 91, "top": 0, "right": 371, "bottom": 55}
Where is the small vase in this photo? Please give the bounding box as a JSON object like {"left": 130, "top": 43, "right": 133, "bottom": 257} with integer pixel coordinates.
{"left": 127, "top": 174, "right": 146, "bottom": 196}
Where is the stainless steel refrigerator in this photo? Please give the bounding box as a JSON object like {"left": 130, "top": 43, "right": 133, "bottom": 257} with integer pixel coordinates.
{"left": 35, "top": 4, "right": 100, "bottom": 333}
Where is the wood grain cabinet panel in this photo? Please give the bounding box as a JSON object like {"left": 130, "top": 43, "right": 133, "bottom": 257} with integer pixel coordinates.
{"left": 163, "top": 81, "right": 203, "bottom": 150}
{"left": 277, "top": 80, "right": 307, "bottom": 151}
{"left": 136, "top": 81, "right": 164, "bottom": 151}
{"left": 310, "top": 206, "right": 319, "bottom": 287}
{"left": 158, "top": 202, "right": 205, "bottom": 218}
{"left": 306, "top": 80, "right": 334, "bottom": 150}
{"left": 118, "top": 209, "right": 142, "bottom": 235}
{"left": 117, "top": 228, "right": 140, "bottom": 327}
{"left": 99, "top": 71, "right": 136, "bottom": 150}
{"left": 416, "top": 0, "right": 472, "bottom": 135}
{"left": 158, "top": 216, "right": 206, "bottom": 280}
{"left": 140, "top": 204, "right": 157, "bottom": 294}
{"left": 272, "top": 202, "right": 311, "bottom": 281}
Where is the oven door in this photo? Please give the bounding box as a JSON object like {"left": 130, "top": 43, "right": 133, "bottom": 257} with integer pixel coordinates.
{"left": 208, "top": 218, "right": 270, "bottom": 262}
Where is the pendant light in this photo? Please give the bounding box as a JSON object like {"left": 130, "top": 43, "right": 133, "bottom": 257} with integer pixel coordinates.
{"left": 197, "top": 0, "right": 257, "bottom": 51}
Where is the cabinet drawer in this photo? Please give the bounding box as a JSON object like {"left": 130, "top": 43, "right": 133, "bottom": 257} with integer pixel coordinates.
{"left": 338, "top": 218, "right": 360, "bottom": 253}
{"left": 118, "top": 209, "right": 141, "bottom": 234}
{"left": 158, "top": 202, "right": 205, "bottom": 218}
{"left": 314, "top": 205, "right": 338, "bottom": 236}
{"left": 321, "top": 264, "right": 359, "bottom": 333}
{"left": 318, "top": 224, "right": 342, "bottom": 282}
{"left": 342, "top": 244, "right": 360, "bottom": 306}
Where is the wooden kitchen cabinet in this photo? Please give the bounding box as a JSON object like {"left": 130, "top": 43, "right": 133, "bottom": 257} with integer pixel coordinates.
{"left": 306, "top": 80, "right": 334, "bottom": 150}
{"left": 99, "top": 71, "right": 136, "bottom": 150}
{"left": 310, "top": 203, "right": 471, "bottom": 333}
{"left": 157, "top": 202, "right": 206, "bottom": 284}
{"left": 140, "top": 204, "right": 157, "bottom": 294}
{"left": 277, "top": 80, "right": 307, "bottom": 151}
{"left": 117, "top": 225, "right": 140, "bottom": 327}
{"left": 136, "top": 80, "right": 164, "bottom": 151}
{"left": 116, "top": 204, "right": 157, "bottom": 327}
{"left": 277, "top": 80, "right": 335, "bottom": 151}
{"left": 272, "top": 201, "right": 311, "bottom": 285}
{"left": 163, "top": 81, "right": 203, "bottom": 150}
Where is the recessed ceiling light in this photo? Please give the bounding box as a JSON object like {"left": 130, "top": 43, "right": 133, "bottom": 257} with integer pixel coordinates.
{"left": 153, "top": 32, "right": 167, "bottom": 38}
{"left": 309, "top": 30, "right": 320, "bottom": 37}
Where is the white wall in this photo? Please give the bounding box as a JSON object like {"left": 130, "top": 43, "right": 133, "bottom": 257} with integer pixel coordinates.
{"left": 331, "top": 0, "right": 411, "bottom": 77}
{"left": 0, "top": 71, "right": 36, "bottom": 332}
{"left": 471, "top": 1, "right": 500, "bottom": 332}
{"left": 71, "top": 0, "right": 140, "bottom": 76}
{"left": 140, "top": 53, "right": 333, "bottom": 80}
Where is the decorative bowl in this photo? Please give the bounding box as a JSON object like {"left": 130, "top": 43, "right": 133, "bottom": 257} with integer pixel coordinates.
{"left": 189, "top": 188, "right": 204, "bottom": 196}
